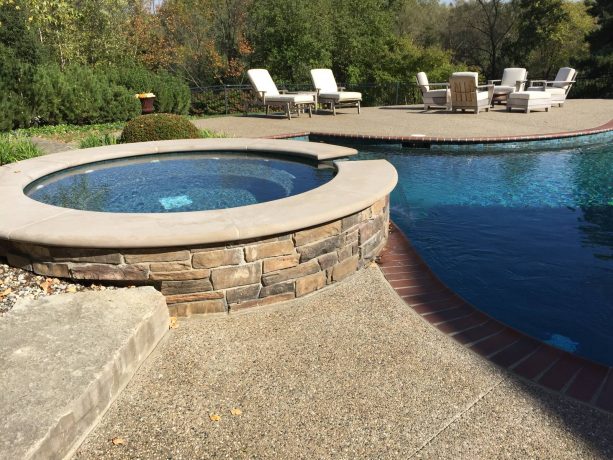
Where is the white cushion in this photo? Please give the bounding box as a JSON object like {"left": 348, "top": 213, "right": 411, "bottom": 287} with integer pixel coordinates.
{"left": 318, "top": 91, "right": 362, "bottom": 102}
{"left": 476, "top": 91, "right": 489, "bottom": 101}
{"left": 527, "top": 86, "right": 566, "bottom": 96}
{"left": 451, "top": 72, "right": 478, "bottom": 85}
{"left": 247, "top": 69, "right": 280, "bottom": 96}
{"left": 424, "top": 89, "right": 449, "bottom": 98}
{"left": 493, "top": 85, "right": 515, "bottom": 95}
{"left": 509, "top": 91, "right": 551, "bottom": 101}
{"left": 416, "top": 72, "right": 429, "bottom": 91}
{"left": 553, "top": 67, "right": 575, "bottom": 88}
{"left": 311, "top": 69, "right": 338, "bottom": 93}
{"left": 500, "top": 68, "right": 527, "bottom": 87}
{"left": 266, "top": 94, "right": 314, "bottom": 104}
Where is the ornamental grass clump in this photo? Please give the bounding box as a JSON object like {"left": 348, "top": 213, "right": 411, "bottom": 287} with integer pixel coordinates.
{"left": 0, "top": 134, "right": 42, "bottom": 165}
{"left": 120, "top": 113, "right": 200, "bottom": 143}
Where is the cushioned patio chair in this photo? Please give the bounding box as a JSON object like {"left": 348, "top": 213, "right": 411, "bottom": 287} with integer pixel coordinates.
{"left": 416, "top": 72, "right": 450, "bottom": 110}
{"left": 310, "top": 69, "right": 361, "bottom": 115}
{"left": 527, "top": 67, "right": 577, "bottom": 107}
{"left": 488, "top": 67, "right": 527, "bottom": 105}
{"left": 246, "top": 69, "right": 315, "bottom": 120}
{"left": 449, "top": 72, "right": 493, "bottom": 114}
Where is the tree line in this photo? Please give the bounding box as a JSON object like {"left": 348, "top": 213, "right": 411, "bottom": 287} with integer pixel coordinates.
{"left": 0, "top": 0, "right": 611, "bottom": 125}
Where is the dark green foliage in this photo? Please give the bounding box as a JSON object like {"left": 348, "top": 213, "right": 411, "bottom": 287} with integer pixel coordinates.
{"left": 105, "top": 66, "right": 191, "bottom": 115}
{"left": 31, "top": 65, "right": 141, "bottom": 125}
{"left": 120, "top": 114, "right": 200, "bottom": 143}
{"left": 0, "top": 3, "right": 42, "bottom": 129}
{"left": 582, "top": 0, "right": 613, "bottom": 82}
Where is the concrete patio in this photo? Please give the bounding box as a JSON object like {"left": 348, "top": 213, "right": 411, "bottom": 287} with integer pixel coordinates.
{"left": 192, "top": 99, "right": 613, "bottom": 139}
{"left": 74, "top": 267, "right": 613, "bottom": 459}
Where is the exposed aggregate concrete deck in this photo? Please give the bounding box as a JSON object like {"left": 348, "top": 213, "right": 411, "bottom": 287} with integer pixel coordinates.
{"left": 192, "top": 99, "right": 613, "bottom": 140}
{"left": 75, "top": 267, "right": 613, "bottom": 459}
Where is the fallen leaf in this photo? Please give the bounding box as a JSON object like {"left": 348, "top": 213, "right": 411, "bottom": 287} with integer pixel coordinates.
{"left": 0, "top": 287, "right": 12, "bottom": 298}
{"left": 169, "top": 317, "right": 178, "bottom": 329}
{"left": 66, "top": 285, "right": 77, "bottom": 293}
{"left": 209, "top": 413, "right": 221, "bottom": 422}
{"left": 38, "top": 279, "right": 52, "bottom": 294}
{"left": 230, "top": 408, "right": 242, "bottom": 416}
{"left": 111, "top": 437, "right": 125, "bottom": 446}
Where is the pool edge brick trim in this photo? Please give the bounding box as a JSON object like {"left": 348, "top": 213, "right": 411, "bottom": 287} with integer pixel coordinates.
{"left": 379, "top": 222, "right": 613, "bottom": 415}
{"left": 262, "top": 118, "right": 613, "bottom": 148}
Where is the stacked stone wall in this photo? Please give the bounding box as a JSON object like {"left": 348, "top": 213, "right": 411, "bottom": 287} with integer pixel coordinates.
{"left": 1, "top": 196, "right": 390, "bottom": 315}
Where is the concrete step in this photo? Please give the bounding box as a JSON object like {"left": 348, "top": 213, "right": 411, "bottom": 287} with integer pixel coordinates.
{"left": 0, "top": 287, "right": 169, "bottom": 460}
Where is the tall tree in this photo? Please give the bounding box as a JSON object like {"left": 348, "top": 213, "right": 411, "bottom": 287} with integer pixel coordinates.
{"left": 452, "top": 0, "right": 518, "bottom": 79}
{"left": 584, "top": 0, "right": 613, "bottom": 78}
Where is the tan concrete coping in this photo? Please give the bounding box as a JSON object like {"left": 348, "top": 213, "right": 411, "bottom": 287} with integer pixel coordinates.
{"left": 0, "top": 139, "right": 397, "bottom": 248}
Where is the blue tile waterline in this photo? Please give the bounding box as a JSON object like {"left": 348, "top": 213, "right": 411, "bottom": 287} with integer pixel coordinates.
{"left": 349, "top": 140, "right": 612, "bottom": 366}
{"left": 26, "top": 152, "right": 335, "bottom": 213}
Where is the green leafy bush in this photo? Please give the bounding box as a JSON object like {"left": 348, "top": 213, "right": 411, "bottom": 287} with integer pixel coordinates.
{"left": 31, "top": 64, "right": 141, "bottom": 126}
{"left": 0, "top": 133, "right": 43, "bottom": 165}
{"left": 105, "top": 66, "right": 191, "bottom": 115}
{"left": 120, "top": 114, "right": 200, "bottom": 143}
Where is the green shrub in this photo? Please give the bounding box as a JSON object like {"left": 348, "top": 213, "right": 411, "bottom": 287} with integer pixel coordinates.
{"left": 0, "top": 133, "right": 43, "bottom": 165}
{"left": 120, "top": 114, "right": 200, "bottom": 143}
{"left": 0, "top": 88, "right": 31, "bottom": 131}
{"left": 105, "top": 66, "right": 191, "bottom": 115}
{"left": 31, "top": 64, "right": 141, "bottom": 126}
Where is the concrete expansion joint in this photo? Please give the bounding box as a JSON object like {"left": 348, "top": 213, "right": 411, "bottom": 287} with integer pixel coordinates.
{"left": 408, "top": 377, "right": 505, "bottom": 459}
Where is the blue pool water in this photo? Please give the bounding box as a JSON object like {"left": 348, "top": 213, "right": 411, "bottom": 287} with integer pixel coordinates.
{"left": 26, "top": 153, "right": 335, "bottom": 212}
{"left": 355, "top": 142, "right": 613, "bottom": 366}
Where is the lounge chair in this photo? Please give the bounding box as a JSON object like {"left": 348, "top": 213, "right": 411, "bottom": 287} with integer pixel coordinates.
{"left": 310, "top": 69, "right": 361, "bottom": 115}
{"left": 527, "top": 67, "right": 577, "bottom": 107}
{"left": 416, "top": 72, "right": 450, "bottom": 111}
{"left": 488, "top": 67, "right": 527, "bottom": 105}
{"left": 246, "top": 69, "right": 315, "bottom": 120}
{"left": 449, "top": 72, "right": 493, "bottom": 114}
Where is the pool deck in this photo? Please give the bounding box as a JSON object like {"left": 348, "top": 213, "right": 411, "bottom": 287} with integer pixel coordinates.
{"left": 192, "top": 99, "right": 613, "bottom": 143}
{"left": 75, "top": 266, "right": 613, "bottom": 459}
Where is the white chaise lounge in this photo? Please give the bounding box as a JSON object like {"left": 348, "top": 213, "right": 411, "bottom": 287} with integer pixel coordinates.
{"left": 310, "top": 69, "right": 361, "bottom": 115}
{"left": 246, "top": 69, "right": 315, "bottom": 120}
{"left": 449, "top": 72, "right": 493, "bottom": 114}
{"left": 488, "top": 67, "right": 527, "bottom": 105}
{"left": 416, "top": 72, "right": 450, "bottom": 110}
{"left": 527, "top": 67, "right": 577, "bottom": 107}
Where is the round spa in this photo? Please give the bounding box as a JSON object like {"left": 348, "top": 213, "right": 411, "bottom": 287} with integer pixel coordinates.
{"left": 0, "top": 139, "right": 397, "bottom": 315}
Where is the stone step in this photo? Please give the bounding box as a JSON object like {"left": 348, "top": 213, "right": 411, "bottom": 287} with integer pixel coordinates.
{"left": 0, "top": 287, "right": 169, "bottom": 460}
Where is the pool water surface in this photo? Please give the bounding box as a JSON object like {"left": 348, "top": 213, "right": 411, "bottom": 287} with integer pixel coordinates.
{"left": 26, "top": 153, "right": 335, "bottom": 213}
{"left": 355, "top": 143, "right": 613, "bottom": 366}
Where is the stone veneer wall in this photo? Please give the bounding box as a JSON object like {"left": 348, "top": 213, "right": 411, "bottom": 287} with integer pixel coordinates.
{"left": 1, "top": 197, "right": 389, "bottom": 315}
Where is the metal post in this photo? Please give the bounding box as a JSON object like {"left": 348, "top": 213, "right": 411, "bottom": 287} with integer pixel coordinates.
{"left": 395, "top": 82, "right": 400, "bottom": 105}
{"left": 224, "top": 85, "right": 229, "bottom": 115}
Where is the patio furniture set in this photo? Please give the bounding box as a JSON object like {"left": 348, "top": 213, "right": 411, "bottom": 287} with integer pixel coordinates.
{"left": 416, "top": 67, "right": 577, "bottom": 114}
{"left": 246, "top": 68, "right": 362, "bottom": 119}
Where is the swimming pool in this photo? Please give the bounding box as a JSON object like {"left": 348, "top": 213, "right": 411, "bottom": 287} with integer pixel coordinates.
{"left": 354, "top": 142, "right": 613, "bottom": 366}
{"left": 26, "top": 153, "right": 335, "bottom": 213}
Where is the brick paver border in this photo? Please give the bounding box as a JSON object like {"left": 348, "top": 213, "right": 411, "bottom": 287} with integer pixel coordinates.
{"left": 378, "top": 224, "right": 613, "bottom": 414}
{"left": 263, "top": 119, "right": 613, "bottom": 146}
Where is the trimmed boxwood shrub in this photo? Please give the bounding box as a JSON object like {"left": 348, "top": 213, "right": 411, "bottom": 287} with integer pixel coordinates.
{"left": 120, "top": 113, "right": 200, "bottom": 143}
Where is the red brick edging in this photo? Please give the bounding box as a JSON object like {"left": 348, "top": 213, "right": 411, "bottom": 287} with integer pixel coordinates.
{"left": 263, "top": 119, "right": 613, "bottom": 145}
{"left": 379, "top": 223, "right": 613, "bottom": 414}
